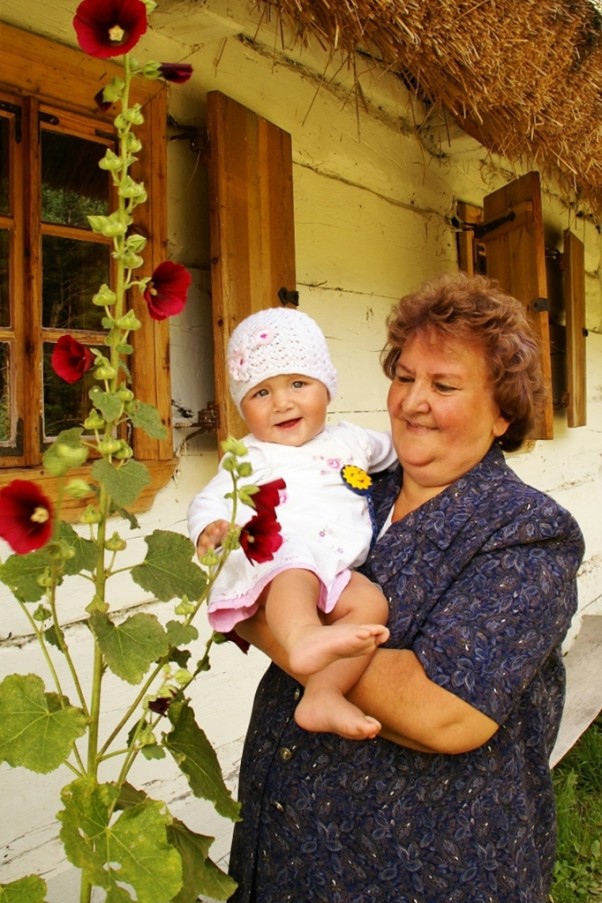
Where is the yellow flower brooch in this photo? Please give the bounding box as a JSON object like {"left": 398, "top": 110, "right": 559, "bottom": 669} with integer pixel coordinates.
{"left": 341, "top": 464, "right": 372, "bottom": 496}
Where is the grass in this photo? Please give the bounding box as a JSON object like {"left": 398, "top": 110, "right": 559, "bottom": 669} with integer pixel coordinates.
{"left": 550, "top": 713, "right": 602, "bottom": 902}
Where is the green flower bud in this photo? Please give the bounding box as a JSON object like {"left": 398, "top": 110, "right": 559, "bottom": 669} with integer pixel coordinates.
{"left": 105, "top": 532, "right": 127, "bottom": 552}
{"left": 33, "top": 604, "right": 52, "bottom": 622}
{"left": 94, "top": 363, "right": 117, "bottom": 380}
{"left": 83, "top": 411, "right": 105, "bottom": 431}
{"left": 36, "top": 569, "right": 54, "bottom": 588}
{"left": 80, "top": 505, "right": 102, "bottom": 525}
{"left": 98, "top": 149, "right": 122, "bottom": 172}
{"left": 92, "top": 283, "right": 117, "bottom": 307}
{"left": 115, "top": 311, "right": 142, "bottom": 331}
{"left": 86, "top": 594, "right": 109, "bottom": 614}
{"left": 237, "top": 462, "right": 253, "bottom": 478}
{"left": 65, "top": 478, "right": 93, "bottom": 499}
{"left": 99, "top": 437, "right": 122, "bottom": 456}
{"left": 221, "top": 437, "right": 248, "bottom": 457}
{"left": 175, "top": 597, "right": 195, "bottom": 615}
{"left": 117, "top": 387, "right": 135, "bottom": 402}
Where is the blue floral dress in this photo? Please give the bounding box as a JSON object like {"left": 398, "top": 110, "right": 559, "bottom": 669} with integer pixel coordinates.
{"left": 228, "top": 444, "right": 585, "bottom": 903}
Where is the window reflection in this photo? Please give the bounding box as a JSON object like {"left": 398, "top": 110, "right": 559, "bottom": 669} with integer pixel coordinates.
{"left": 42, "top": 235, "right": 109, "bottom": 330}
{"left": 41, "top": 131, "right": 109, "bottom": 227}
{"left": 43, "top": 342, "right": 95, "bottom": 438}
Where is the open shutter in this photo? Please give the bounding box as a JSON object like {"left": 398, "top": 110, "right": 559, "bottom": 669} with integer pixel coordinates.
{"left": 480, "top": 171, "right": 553, "bottom": 439}
{"left": 563, "top": 229, "right": 587, "bottom": 427}
{"left": 207, "top": 91, "right": 296, "bottom": 443}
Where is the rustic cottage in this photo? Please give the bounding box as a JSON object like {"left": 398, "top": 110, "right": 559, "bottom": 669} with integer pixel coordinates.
{"left": 1, "top": 0, "right": 601, "bottom": 898}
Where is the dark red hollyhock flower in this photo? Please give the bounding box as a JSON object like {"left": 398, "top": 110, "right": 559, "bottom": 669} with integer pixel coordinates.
{"left": 251, "top": 478, "right": 286, "bottom": 514}
{"left": 73, "top": 0, "right": 147, "bottom": 59}
{"left": 51, "top": 336, "right": 94, "bottom": 384}
{"left": 158, "top": 63, "right": 193, "bottom": 84}
{"left": 143, "top": 261, "right": 192, "bottom": 321}
{"left": 0, "top": 480, "right": 54, "bottom": 554}
{"left": 240, "top": 510, "right": 283, "bottom": 565}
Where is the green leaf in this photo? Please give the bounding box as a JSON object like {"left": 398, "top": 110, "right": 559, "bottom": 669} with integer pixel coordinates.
{"left": 131, "top": 531, "right": 207, "bottom": 602}
{"left": 92, "top": 459, "right": 151, "bottom": 507}
{"left": 59, "top": 777, "right": 182, "bottom": 902}
{"left": 169, "top": 818, "right": 237, "bottom": 903}
{"left": 128, "top": 401, "right": 168, "bottom": 439}
{"left": 59, "top": 521, "right": 98, "bottom": 574}
{"left": 0, "top": 674, "right": 87, "bottom": 773}
{"left": 165, "top": 700, "right": 240, "bottom": 821}
{"left": 0, "top": 549, "right": 50, "bottom": 603}
{"left": 166, "top": 620, "right": 199, "bottom": 647}
{"left": 89, "top": 611, "right": 169, "bottom": 684}
{"left": 89, "top": 386, "right": 123, "bottom": 422}
{"left": 0, "top": 875, "right": 48, "bottom": 903}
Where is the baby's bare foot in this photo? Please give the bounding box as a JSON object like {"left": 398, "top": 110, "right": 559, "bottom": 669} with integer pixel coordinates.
{"left": 295, "top": 687, "right": 381, "bottom": 740}
{"left": 288, "top": 623, "right": 389, "bottom": 676}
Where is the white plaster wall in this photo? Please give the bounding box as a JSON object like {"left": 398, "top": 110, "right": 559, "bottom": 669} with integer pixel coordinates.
{"left": 0, "top": 1, "right": 601, "bottom": 898}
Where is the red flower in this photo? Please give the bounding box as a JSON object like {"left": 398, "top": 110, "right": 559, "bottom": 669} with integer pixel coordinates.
{"left": 143, "top": 261, "right": 192, "bottom": 321}
{"left": 240, "top": 510, "right": 283, "bottom": 565}
{"left": 158, "top": 63, "right": 193, "bottom": 84}
{"left": 0, "top": 481, "right": 54, "bottom": 554}
{"left": 73, "top": 0, "right": 147, "bottom": 59}
{"left": 251, "top": 478, "right": 286, "bottom": 514}
{"left": 51, "top": 336, "right": 94, "bottom": 384}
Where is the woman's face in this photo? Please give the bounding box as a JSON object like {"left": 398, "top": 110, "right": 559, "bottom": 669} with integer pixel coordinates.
{"left": 387, "top": 330, "right": 509, "bottom": 492}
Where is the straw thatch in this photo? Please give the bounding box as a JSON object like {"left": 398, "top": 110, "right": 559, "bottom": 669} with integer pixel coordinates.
{"left": 260, "top": 0, "right": 602, "bottom": 216}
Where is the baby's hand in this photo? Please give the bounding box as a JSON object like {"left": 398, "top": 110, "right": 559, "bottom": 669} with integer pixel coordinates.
{"left": 197, "top": 519, "right": 230, "bottom": 557}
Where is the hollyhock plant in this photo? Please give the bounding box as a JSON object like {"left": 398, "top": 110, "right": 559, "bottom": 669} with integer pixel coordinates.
{"left": 240, "top": 509, "right": 283, "bottom": 564}
{"left": 0, "top": 480, "right": 53, "bottom": 554}
{"left": 0, "top": 5, "right": 250, "bottom": 903}
{"left": 143, "top": 260, "right": 192, "bottom": 320}
{"left": 73, "top": 0, "right": 147, "bottom": 59}
{"left": 51, "top": 335, "right": 94, "bottom": 384}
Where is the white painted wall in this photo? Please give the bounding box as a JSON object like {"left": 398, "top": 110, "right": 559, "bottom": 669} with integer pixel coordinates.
{"left": 1, "top": 1, "right": 601, "bottom": 898}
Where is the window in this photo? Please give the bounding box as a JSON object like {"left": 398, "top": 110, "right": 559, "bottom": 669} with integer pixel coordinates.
{"left": 0, "top": 24, "right": 174, "bottom": 513}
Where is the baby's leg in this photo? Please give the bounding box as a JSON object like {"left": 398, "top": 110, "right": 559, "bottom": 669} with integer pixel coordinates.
{"left": 262, "top": 569, "right": 388, "bottom": 676}
{"left": 294, "top": 572, "right": 390, "bottom": 739}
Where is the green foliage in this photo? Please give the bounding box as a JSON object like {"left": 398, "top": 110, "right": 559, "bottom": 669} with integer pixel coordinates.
{"left": 551, "top": 716, "right": 602, "bottom": 902}
{"left": 0, "top": 8, "right": 253, "bottom": 900}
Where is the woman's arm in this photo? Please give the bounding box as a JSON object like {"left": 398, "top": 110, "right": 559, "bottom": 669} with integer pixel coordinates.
{"left": 235, "top": 612, "right": 498, "bottom": 754}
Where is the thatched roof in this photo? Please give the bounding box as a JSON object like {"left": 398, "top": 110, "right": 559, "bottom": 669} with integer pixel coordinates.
{"left": 261, "top": 0, "right": 602, "bottom": 217}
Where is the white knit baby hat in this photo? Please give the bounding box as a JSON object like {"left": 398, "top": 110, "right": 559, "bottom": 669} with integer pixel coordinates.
{"left": 227, "top": 307, "right": 338, "bottom": 412}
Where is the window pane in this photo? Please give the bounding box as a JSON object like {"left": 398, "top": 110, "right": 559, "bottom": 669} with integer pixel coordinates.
{"left": 41, "top": 131, "right": 110, "bottom": 227}
{"left": 43, "top": 342, "right": 95, "bottom": 438}
{"left": 0, "top": 230, "right": 8, "bottom": 327}
{"left": 0, "top": 342, "right": 10, "bottom": 442}
{"left": 42, "top": 235, "right": 109, "bottom": 330}
{"left": 0, "top": 116, "right": 8, "bottom": 216}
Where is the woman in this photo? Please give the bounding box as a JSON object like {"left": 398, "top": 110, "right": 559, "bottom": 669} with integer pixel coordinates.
{"left": 228, "top": 272, "right": 585, "bottom": 903}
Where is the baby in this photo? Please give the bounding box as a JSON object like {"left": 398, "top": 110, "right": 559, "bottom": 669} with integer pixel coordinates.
{"left": 188, "top": 307, "right": 396, "bottom": 739}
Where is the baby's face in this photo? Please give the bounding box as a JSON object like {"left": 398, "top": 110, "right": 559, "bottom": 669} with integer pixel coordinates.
{"left": 240, "top": 373, "right": 329, "bottom": 446}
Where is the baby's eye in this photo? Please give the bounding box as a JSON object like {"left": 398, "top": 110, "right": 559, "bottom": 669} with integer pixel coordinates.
{"left": 291, "top": 379, "right": 306, "bottom": 389}
{"left": 254, "top": 387, "right": 269, "bottom": 398}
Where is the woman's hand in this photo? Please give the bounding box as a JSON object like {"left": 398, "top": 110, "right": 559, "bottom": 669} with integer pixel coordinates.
{"left": 348, "top": 649, "right": 499, "bottom": 754}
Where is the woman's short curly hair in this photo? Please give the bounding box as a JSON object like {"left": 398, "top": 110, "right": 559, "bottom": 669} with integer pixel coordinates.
{"left": 381, "top": 272, "right": 548, "bottom": 452}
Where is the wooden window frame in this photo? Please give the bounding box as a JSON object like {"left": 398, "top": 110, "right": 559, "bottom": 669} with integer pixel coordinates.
{"left": 0, "top": 24, "right": 176, "bottom": 515}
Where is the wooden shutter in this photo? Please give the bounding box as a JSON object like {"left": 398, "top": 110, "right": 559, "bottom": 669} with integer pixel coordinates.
{"left": 563, "top": 229, "right": 587, "bottom": 427}
{"left": 480, "top": 171, "right": 554, "bottom": 439}
{"left": 207, "top": 91, "right": 296, "bottom": 444}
